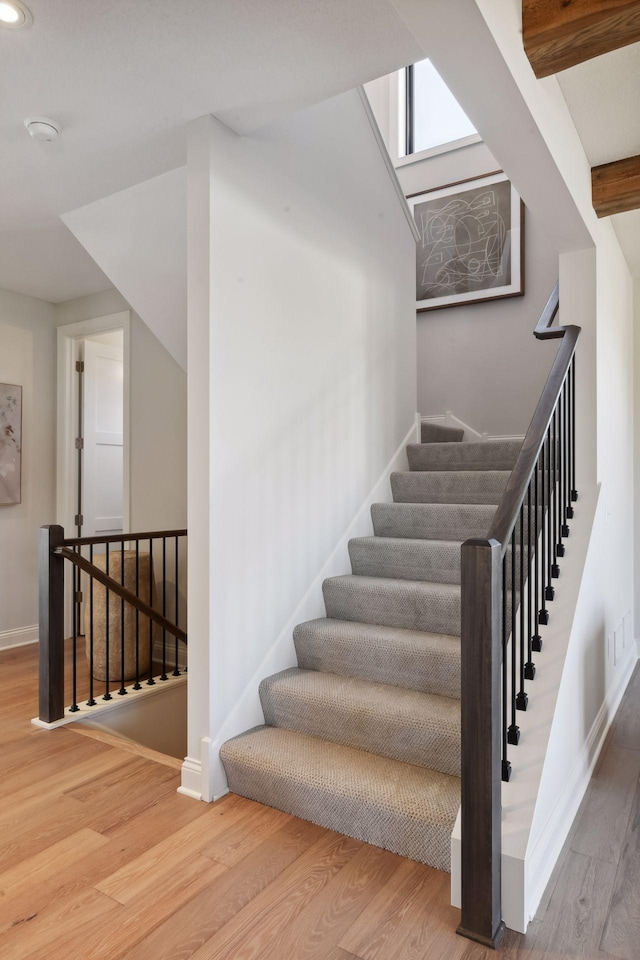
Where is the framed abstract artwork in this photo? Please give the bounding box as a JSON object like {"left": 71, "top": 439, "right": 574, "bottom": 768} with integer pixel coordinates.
{"left": 407, "top": 171, "right": 525, "bottom": 312}
{"left": 0, "top": 383, "right": 22, "bottom": 505}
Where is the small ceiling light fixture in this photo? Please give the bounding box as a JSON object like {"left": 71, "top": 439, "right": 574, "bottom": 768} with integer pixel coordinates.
{"left": 0, "top": 1, "right": 32, "bottom": 28}
{"left": 24, "top": 117, "right": 61, "bottom": 142}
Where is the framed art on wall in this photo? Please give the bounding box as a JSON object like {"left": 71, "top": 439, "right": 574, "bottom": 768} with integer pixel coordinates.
{"left": 407, "top": 171, "right": 525, "bottom": 312}
{"left": 0, "top": 383, "right": 22, "bottom": 505}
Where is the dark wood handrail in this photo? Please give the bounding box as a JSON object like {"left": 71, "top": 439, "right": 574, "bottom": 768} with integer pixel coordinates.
{"left": 63, "top": 528, "right": 187, "bottom": 547}
{"left": 489, "top": 285, "right": 580, "bottom": 550}
{"left": 57, "top": 546, "right": 187, "bottom": 644}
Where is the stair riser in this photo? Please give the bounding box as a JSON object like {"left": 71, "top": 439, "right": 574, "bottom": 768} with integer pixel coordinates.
{"left": 372, "top": 503, "right": 542, "bottom": 543}
{"left": 260, "top": 681, "right": 460, "bottom": 776}
{"left": 391, "top": 471, "right": 510, "bottom": 505}
{"left": 348, "top": 538, "right": 526, "bottom": 588}
{"left": 407, "top": 440, "right": 522, "bottom": 472}
{"left": 323, "top": 578, "right": 461, "bottom": 635}
{"left": 421, "top": 422, "right": 464, "bottom": 443}
{"left": 294, "top": 623, "right": 461, "bottom": 699}
{"left": 223, "top": 756, "right": 454, "bottom": 872}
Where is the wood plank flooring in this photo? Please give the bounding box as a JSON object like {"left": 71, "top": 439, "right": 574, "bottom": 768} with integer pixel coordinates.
{"left": 1, "top": 643, "right": 638, "bottom": 959}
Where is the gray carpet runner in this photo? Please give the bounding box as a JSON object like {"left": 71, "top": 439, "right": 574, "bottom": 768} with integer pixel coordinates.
{"left": 221, "top": 435, "right": 521, "bottom": 872}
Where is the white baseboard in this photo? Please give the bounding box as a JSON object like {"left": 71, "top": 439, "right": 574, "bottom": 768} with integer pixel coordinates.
{"left": 180, "top": 735, "right": 229, "bottom": 802}
{"left": 0, "top": 624, "right": 38, "bottom": 651}
{"left": 204, "top": 419, "right": 418, "bottom": 800}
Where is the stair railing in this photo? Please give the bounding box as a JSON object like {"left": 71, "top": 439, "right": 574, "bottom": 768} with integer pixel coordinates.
{"left": 39, "top": 525, "right": 187, "bottom": 724}
{"left": 457, "top": 283, "right": 580, "bottom": 947}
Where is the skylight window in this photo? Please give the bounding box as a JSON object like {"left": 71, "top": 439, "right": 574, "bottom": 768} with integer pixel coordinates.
{"left": 401, "top": 59, "right": 478, "bottom": 159}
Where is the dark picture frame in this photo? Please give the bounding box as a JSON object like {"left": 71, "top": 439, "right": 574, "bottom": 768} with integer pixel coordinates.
{"left": 407, "top": 171, "right": 525, "bottom": 312}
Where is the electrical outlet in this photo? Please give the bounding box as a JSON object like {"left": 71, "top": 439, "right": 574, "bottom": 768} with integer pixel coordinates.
{"left": 607, "top": 633, "right": 612, "bottom": 663}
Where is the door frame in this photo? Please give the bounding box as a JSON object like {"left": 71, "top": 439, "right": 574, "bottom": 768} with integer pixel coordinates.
{"left": 57, "top": 311, "right": 131, "bottom": 538}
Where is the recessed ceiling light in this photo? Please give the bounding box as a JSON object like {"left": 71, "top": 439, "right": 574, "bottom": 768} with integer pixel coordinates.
{"left": 0, "top": 1, "right": 32, "bottom": 28}
{"left": 24, "top": 117, "right": 61, "bottom": 142}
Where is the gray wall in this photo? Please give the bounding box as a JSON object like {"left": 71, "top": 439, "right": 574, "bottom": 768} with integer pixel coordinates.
{"left": 365, "top": 76, "right": 561, "bottom": 436}
{"left": 399, "top": 143, "right": 560, "bottom": 436}
{"left": 0, "top": 289, "right": 56, "bottom": 639}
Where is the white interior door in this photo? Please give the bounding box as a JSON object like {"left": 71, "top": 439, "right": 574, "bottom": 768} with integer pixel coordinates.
{"left": 83, "top": 339, "right": 124, "bottom": 537}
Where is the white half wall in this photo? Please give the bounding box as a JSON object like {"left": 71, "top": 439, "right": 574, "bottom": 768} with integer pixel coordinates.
{"left": 61, "top": 168, "right": 187, "bottom": 371}
{"left": 0, "top": 289, "right": 56, "bottom": 637}
{"left": 185, "top": 89, "right": 417, "bottom": 799}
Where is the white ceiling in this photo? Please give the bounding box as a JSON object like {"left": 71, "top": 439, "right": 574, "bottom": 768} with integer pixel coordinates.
{"left": 0, "top": 0, "right": 422, "bottom": 303}
{"left": 556, "top": 42, "right": 640, "bottom": 277}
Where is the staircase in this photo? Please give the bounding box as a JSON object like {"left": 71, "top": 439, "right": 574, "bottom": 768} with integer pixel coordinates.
{"left": 221, "top": 424, "right": 522, "bottom": 873}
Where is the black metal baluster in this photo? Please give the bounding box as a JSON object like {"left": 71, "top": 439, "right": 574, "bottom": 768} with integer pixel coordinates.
{"left": 87, "top": 545, "right": 96, "bottom": 705}
{"left": 103, "top": 544, "right": 112, "bottom": 700}
{"left": 533, "top": 455, "right": 543, "bottom": 650}
{"left": 571, "top": 356, "right": 578, "bottom": 504}
{"left": 118, "top": 541, "right": 127, "bottom": 696}
{"left": 133, "top": 540, "right": 141, "bottom": 690}
{"left": 540, "top": 437, "right": 550, "bottom": 621}
{"left": 502, "top": 555, "right": 511, "bottom": 781}
{"left": 549, "top": 404, "right": 560, "bottom": 580}
{"left": 516, "top": 505, "right": 527, "bottom": 711}
{"left": 173, "top": 536, "right": 180, "bottom": 676}
{"left": 69, "top": 546, "right": 79, "bottom": 712}
{"left": 147, "top": 538, "right": 155, "bottom": 685}
{"left": 525, "top": 482, "right": 535, "bottom": 680}
{"left": 160, "top": 537, "right": 168, "bottom": 680}
{"left": 545, "top": 431, "right": 555, "bottom": 600}
{"left": 508, "top": 529, "right": 520, "bottom": 745}
{"left": 556, "top": 392, "right": 565, "bottom": 558}
{"left": 562, "top": 376, "right": 571, "bottom": 537}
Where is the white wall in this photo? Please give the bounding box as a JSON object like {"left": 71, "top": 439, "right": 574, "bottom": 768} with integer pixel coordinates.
{"left": 54, "top": 290, "right": 187, "bottom": 533}
{"left": 0, "top": 289, "right": 56, "bottom": 645}
{"left": 62, "top": 168, "right": 187, "bottom": 371}
{"left": 365, "top": 76, "right": 560, "bottom": 437}
{"left": 185, "top": 89, "right": 417, "bottom": 799}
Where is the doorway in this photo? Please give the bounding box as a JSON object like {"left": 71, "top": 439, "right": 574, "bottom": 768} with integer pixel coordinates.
{"left": 57, "top": 311, "right": 130, "bottom": 540}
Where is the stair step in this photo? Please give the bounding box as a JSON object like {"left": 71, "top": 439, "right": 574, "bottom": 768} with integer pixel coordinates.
{"left": 323, "top": 574, "right": 461, "bottom": 635}
{"left": 420, "top": 422, "right": 464, "bottom": 443}
{"left": 220, "top": 725, "right": 460, "bottom": 871}
{"left": 293, "top": 618, "right": 460, "bottom": 699}
{"left": 407, "top": 439, "right": 522, "bottom": 472}
{"left": 371, "top": 502, "right": 496, "bottom": 541}
{"left": 391, "top": 470, "right": 511, "bottom": 505}
{"left": 349, "top": 536, "right": 462, "bottom": 584}
{"left": 260, "top": 668, "right": 460, "bottom": 776}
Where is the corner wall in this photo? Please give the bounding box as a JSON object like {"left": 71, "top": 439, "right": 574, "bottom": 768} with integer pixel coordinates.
{"left": 186, "top": 89, "right": 417, "bottom": 798}
{"left": 0, "top": 289, "right": 56, "bottom": 645}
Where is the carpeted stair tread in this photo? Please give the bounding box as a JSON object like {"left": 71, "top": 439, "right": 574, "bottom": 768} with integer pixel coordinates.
{"left": 323, "top": 574, "right": 460, "bottom": 635}
{"left": 349, "top": 536, "right": 462, "bottom": 584}
{"left": 407, "top": 439, "right": 522, "bottom": 472}
{"left": 220, "top": 725, "right": 459, "bottom": 871}
{"left": 293, "top": 618, "right": 460, "bottom": 698}
{"left": 391, "top": 470, "right": 511, "bottom": 505}
{"left": 421, "top": 422, "right": 464, "bottom": 443}
{"left": 260, "top": 667, "right": 460, "bottom": 775}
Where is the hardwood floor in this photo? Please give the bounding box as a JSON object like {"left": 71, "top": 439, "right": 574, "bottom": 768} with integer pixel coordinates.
{"left": 1, "top": 643, "right": 638, "bottom": 959}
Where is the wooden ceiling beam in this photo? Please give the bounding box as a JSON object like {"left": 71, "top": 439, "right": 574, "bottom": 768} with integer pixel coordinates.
{"left": 592, "top": 155, "right": 640, "bottom": 216}
{"left": 523, "top": 1, "right": 640, "bottom": 78}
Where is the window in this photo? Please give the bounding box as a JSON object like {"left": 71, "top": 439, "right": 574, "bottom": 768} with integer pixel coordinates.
{"left": 401, "top": 59, "right": 478, "bottom": 160}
